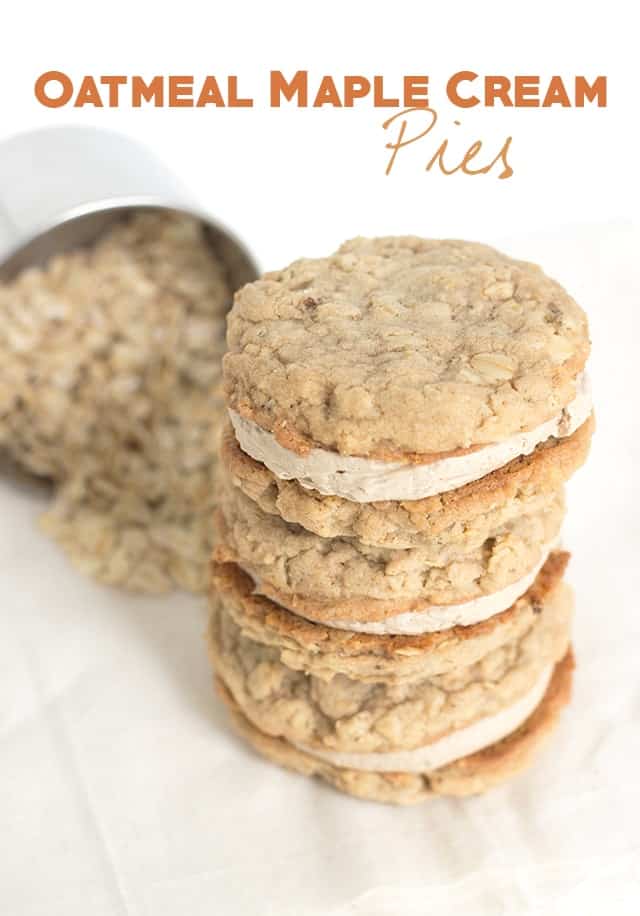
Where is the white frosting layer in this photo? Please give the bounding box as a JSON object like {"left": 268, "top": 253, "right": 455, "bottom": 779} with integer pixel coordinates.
{"left": 229, "top": 373, "right": 591, "bottom": 503}
{"left": 297, "top": 539, "right": 559, "bottom": 635}
{"left": 293, "top": 664, "right": 553, "bottom": 773}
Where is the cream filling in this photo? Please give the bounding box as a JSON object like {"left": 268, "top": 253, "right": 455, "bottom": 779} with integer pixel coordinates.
{"left": 293, "top": 664, "right": 553, "bottom": 774}
{"left": 229, "top": 373, "right": 591, "bottom": 503}
{"left": 297, "top": 538, "right": 559, "bottom": 634}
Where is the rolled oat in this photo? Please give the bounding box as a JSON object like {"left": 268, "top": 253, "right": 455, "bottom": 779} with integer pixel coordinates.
{"left": 0, "top": 210, "right": 233, "bottom": 593}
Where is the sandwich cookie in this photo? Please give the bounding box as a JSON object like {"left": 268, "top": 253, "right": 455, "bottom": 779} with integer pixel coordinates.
{"left": 209, "top": 583, "right": 570, "bottom": 759}
{"left": 214, "top": 473, "right": 565, "bottom": 629}
{"left": 210, "top": 551, "right": 571, "bottom": 685}
{"left": 215, "top": 650, "right": 574, "bottom": 804}
{"left": 224, "top": 237, "right": 592, "bottom": 503}
{"left": 209, "top": 585, "right": 573, "bottom": 802}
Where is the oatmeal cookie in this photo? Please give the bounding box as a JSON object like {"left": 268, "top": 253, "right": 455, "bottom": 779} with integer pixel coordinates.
{"left": 224, "top": 237, "right": 590, "bottom": 459}
{"left": 214, "top": 476, "right": 565, "bottom": 621}
{"left": 215, "top": 650, "right": 574, "bottom": 804}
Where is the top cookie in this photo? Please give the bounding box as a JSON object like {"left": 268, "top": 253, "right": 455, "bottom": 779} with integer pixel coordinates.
{"left": 224, "top": 237, "right": 589, "bottom": 458}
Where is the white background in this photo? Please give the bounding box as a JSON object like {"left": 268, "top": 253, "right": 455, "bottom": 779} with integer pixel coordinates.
{"left": 1, "top": 2, "right": 639, "bottom": 914}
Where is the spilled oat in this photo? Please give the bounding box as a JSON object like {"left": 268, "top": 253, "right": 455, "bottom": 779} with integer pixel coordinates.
{"left": 0, "top": 211, "right": 232, "bottom": 593}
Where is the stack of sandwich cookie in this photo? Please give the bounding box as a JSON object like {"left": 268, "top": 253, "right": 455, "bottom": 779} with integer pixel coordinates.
{"left": 209, "top": 237, "right": 593, "bottom": 804}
